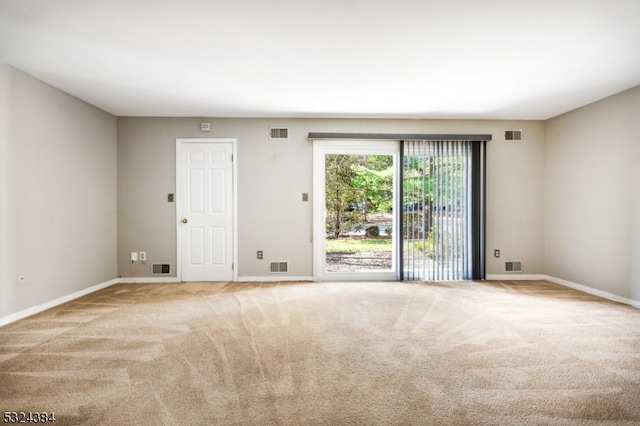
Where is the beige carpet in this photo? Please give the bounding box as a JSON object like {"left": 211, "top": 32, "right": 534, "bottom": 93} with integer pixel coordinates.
{"left": 1, "top": 280, "right": 639, "bottom": 425}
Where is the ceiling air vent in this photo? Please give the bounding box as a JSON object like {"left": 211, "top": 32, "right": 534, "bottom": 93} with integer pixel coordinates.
{"left": 505, "top": 129, "right": 522, "bottom": 141}
{"left": 269, "top": 127, "right": 289, "bottom": 140}
{"left": 505, "top": 261, "right": 523, "bottom": 273}
{"left": 270, "top": 261, "right": 289, "bottom": 273}
{"left": 152, "top": 263, "right": 171, "bottom": 275}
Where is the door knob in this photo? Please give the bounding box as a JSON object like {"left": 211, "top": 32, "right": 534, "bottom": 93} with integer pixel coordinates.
{"left": 181, "top": 218, "right": 188, "bottom": 224}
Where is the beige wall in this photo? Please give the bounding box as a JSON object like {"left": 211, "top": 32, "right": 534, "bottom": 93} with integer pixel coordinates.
{"left": 0, "top": 63, "right": 16, "bottom": 318}
{"left": 546, "top": 85, "right": 640, "bottom": 302}
{"left": 0, "top": 65, "right": 117, "bottom": 319}
{"left": 117, "top": 118, "right": 546, "bottom": 279}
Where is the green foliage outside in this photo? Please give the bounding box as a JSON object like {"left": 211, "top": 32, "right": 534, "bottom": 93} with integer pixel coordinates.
{"left": 402, "top": 155, "right": 464, "bottom": 238}
{"left": 325, "top": 153, "right": 464, "bottom": 240}
{"left": 325, "top": 154, "right": 393, "bottom": 238}
{"left": 403, "top": 156, "right": 463, "bottom": 206}
{"left": 351, "top": 155, "right": 394, "bottom": 214}
{"left": 409, "top": 226, "right": 462, "bottom": 258}
{"left": 325, "top": 154, "right": 365, "bottom": 238}
{"left": 326, "top": 238, "right": 392, "bottom": 253}
{"left": 410, "top": 229, "right": 435, "bottom": 256}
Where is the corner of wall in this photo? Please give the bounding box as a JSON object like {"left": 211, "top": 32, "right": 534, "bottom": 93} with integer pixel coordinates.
{"left": 5, "top": 67, "right": 118, "bottom": 319}
{"left": 0, "top": 63, "right": 16, "bottom": 319}
{"left": 543, "top": 85, "right": 640, "bottom": 302}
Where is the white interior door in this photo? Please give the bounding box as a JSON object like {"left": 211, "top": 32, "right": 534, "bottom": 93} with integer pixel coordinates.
{"left": 177, "top": 139, "right": 235, "bottom": 281}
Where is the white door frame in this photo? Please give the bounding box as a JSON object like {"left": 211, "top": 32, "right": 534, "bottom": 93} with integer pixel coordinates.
{"left": 176, "top": 138, "right": 238, "bottom": 282}
{"left": 312, "top": 140, "right": 399, "bottom": 281}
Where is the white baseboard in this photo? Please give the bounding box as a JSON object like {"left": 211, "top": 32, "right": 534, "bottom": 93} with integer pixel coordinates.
{"left": 486, "top": 274, "right": 546, "bottom": 281}
{"left": 117, "top": 277, "right": 180, "bottom": 284}
{"left": 4, "top": 274, "right": 635, "bottom": 327}
{"left": 545, "top": 275, "right": 640, "bottom": 308}
{"left": 0, "top": 278, "right": 119, "bottom": 327}
{"left": 237, "top": 276, "right": 314, "bottom": 282}
{"left": 486, "top": 274, "right": 639, "bottom": 308}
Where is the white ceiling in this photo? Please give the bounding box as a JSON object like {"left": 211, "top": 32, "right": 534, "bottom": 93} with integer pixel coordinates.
{"left": 1, "top": 0, "right": 639, "bottom": 120}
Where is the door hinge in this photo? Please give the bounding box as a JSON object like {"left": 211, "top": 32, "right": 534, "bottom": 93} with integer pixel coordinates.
{"left": 232, "top": 263, "right": 234, "bottom": 270}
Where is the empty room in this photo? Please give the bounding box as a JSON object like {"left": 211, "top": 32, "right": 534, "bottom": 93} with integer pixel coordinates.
{"left": 1, "top": 0, "right": 639, "bottom": 424}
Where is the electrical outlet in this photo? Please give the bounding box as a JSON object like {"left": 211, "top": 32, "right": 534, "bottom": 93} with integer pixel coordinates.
{"left": 494, "top": 249, "right": 501, "bottom": 258}
{"left": 302, "top": 193, "right": 309, "bottom": 202}
{"left": 139, "top": 251, "right": 147, "bottom": 261}
{"left": 257, "top": 251, "right": 263, "bottom": 260}
{"left": 131, "top": 252, "right": 138, "bottom": 262}
{"left": 17, "top": 273, "right": 26, "bottom": 286}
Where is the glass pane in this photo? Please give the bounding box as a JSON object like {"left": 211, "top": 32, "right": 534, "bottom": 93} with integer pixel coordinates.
{"left": 325, "top": 154, "right": 393, "bottom": 272}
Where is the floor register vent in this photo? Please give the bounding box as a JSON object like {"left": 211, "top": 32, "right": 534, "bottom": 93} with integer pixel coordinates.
{"left": 270, "top": 261, "right": 289, "bottom": 273}
{"left": 505, "top": 261, "right": 523, "bottom": 273}
{"left": 152, "top": 263, "right": 171, "bottom": 275}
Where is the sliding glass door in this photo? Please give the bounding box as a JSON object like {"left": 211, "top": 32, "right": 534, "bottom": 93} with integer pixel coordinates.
{"left": 312, "top": 135, "right": 487, "bottom": 281}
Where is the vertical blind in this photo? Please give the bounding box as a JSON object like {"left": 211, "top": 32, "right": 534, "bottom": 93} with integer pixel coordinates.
{"left": 401, "top": 140, "right": 485, "bottom": 280}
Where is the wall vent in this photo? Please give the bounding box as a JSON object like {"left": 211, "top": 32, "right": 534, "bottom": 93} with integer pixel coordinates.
{"left": 505, "top": 261, "right": 523, "bottom": 273}
{"left": 152, "top": 263, "right": 171, "bottom": 275}
{"left": 270, "top": 261, "right": 289, "bottom": 273}
{"left": 505, "top": 129, "right": 522, "bottom": 141}
{"left": 269, "top": 127, "right": 289, "bottom": 140}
